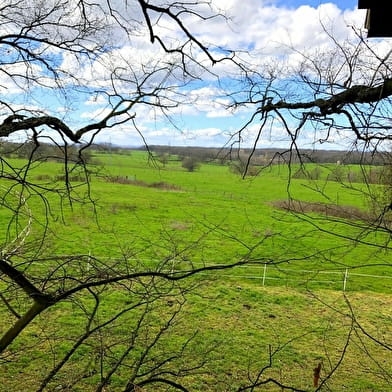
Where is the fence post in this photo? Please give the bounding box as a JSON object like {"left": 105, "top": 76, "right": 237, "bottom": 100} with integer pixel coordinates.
{"left": 343, "top": 268, "right": 348, "bottom": 291}
{"left": 262, "top": 264, "right": 267, "bottom": 286}
{"left": 87, "top": 250, "right": 91, "bottom": 272}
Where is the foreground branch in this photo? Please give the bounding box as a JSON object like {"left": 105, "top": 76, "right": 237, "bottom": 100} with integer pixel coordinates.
{"left": 0, "top": 258, "right": 266, "bottom": 354}
{"left": 0, "top": 100, "right": 137, "bottom": 142}
{"left": 262, "top": 78, "right": 392, "bottom": 115}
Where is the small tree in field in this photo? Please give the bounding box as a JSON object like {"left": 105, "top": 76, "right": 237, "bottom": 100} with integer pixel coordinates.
{"left": 230, "top": 160, "right": 259, "bottom": 177}
{"left": 157, "top": 152, "right": 170, "bottom": 167}
{"left": 181, "top": 156, "right": 200, "bottom": 172}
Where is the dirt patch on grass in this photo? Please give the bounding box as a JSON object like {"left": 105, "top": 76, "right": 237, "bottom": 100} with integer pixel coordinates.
{"left": 271, "top": 199, "right": 372, "bottom": 221}
{"left": 170, "top": 220, "right": 190, "bottom": 230}
{"left": 105, "top": 176, "right": 182, "bottom": 191}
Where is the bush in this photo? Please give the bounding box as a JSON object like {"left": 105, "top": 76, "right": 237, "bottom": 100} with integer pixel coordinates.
{"left": 327, "top": 165, "right": 345, "bottom": 182}
{"left": 292, "top": 167, "right": 321, "bottom": 180}
{"left": 181, "top": 156, "right": 200, "bottom": 172}
{"left": 105, "top": 176, "right": 182, "bottom": 191}
{"left": 157, "top": 152, "right": 170, "bottom": 166}
{"left": 272, "top": 200, "right": 372, "bottom": 221}
{"left": 229, "top": 160, "right": 259, "bottom": 177}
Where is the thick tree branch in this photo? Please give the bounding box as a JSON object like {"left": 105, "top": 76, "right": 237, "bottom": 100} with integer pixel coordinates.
{"left": 0, "top": 258, "right": 50, "bottom": 302}
{"left": 54, "top": 259, "right": 260, "bottom": 301}
{"left": 0, "top": 101, "right": 137, "bottom": 142}
{"left": 0, "top": 115, "right": 79, "bottom": 142}
{"left": 262, "top": 78, "right": 392, "bottom": 115}
{"left": 0, "top": 258, "right": 54, "bottom": 353}
{"left": 0, "top": 301, "right": 49, "bottom": 353}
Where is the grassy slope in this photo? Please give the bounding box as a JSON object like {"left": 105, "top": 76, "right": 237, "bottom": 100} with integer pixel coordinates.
{"left": 34, "top": 151, "right": 389, "bottom": 291}
{"left": 1, "top": 283, "right": 390, "bottom": 391}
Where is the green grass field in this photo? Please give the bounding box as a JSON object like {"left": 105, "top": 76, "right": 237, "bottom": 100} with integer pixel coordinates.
{"left": 0, "top": 151, "right": 391, "bottom": 391}
{"left": 16, "top": 151, "right": 388, "bottom": 290}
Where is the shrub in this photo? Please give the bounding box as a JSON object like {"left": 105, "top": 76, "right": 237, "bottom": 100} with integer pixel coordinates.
{"left": 181, "top": 156, "right": 200, "bottom": 172}
{"left": 327, "top": 165, "right": 345, "bottom": 182}
{"left": 229, "top": 160, "right": 259, "bottom": 177}
{"left": 293, "top": 167, "right": 321, "bottom": 180}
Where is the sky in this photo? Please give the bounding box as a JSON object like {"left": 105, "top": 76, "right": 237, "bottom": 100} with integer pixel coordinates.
{"left": 276, "top": 0, "right": 356, "bottom": 9}
{"left": 5, "top": 0, "right": 384, "bottom": 150}
{"left": 97, "top": 0, "right": 365, "bottom": 150}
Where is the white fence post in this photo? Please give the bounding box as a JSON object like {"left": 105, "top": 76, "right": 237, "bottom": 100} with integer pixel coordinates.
{"left": 343, "top": 268, "right": 348, "bottom": 291}
{"left": 262, "top": 264, "right": 267, "bottom": 286}
{"left": 87, "top": 250, "right": 91, "bottom": 272}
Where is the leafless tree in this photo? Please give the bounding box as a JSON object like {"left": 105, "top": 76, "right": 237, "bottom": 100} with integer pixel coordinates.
{"left": 0, "top": 1, "right": 251, "bottom": 390}
{"left": 0, "top": 2, "right": 310, "bottom": 391}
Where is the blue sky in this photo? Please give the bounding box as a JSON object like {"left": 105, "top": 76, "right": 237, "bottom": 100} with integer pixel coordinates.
{"left": 105, "top": 0, "right": 365, "bottom": 150}
{"left": 5, "top": 0, "right": 375, "bottom": 150}
{"left": 276, "top": 0, "right": 357, "bottom": 9}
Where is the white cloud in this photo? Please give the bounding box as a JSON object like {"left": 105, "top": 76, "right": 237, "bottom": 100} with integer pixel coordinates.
{"left": 80, "top": 107, "right": 113, "bottom": 120}
{"left": 50, "top": 1, "right": 369, "bottom": 101}
{"left": 183, "top": 1, "right": 364, "bottom": 54}
{"left": 2, "top": 0, "right": 387, "bottom": 151}
{"left": 85, "top": 95, "right": 109, "bottom": 106}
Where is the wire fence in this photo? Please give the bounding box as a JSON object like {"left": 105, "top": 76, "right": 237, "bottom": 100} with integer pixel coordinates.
{"left": 192, "top": 263, "right": 392, "bottom": 293}
{"left": 82, "top": 254, "right": 391, "bottom": 293}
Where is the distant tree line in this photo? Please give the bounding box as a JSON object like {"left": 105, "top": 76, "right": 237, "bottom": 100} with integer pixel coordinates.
{"left": 293, "top": 164, "right": 391, "bottom": 185}
{"left": 0, "top": 141, "right": 93, "bottom": 163}
{"left": 143, "top": 145, "right": 388, "bottom": 166}
{"left": 88, "top": 143, "right": 134, "bottom": 155}
{"left": 2, "top": 141, "right": 389, "bottom": 180}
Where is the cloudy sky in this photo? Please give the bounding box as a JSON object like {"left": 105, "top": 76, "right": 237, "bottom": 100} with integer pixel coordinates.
{"left": 6, "top": 0, "right": 376, "bottom": 149}
{"left": 96, "top": 0, "right": 364, "bottom": 150}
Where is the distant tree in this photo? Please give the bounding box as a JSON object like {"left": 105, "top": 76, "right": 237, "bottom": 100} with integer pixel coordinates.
{"left": 181, "top": 156, "right": 200, "bottom": 172}
{"left": 347, "top": 169, "right": 358, "bottom": 183}
{"left": 292, "top": 167, "right": 308, "bottom": 180}
{"left": 309, "top": 167, "right": 322, "bottom": 180}
{"left": 157, "top": 152, "right": 170, "bottom": 167}
{"left": 230, "top": 160, "right": 259, "bottom": 177}
{"left": 327, "top": 165, "right": 345, "bottom": 182}
{"left": 365, "top": 153, "right": 392, "bottom": 227}
{"left": 293, "top": 166, "right": 322, "bottom": 181}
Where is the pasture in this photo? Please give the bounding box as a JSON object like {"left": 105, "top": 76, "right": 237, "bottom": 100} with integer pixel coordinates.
{"left": 21, "top": 150, "right": 389, "bottom": 291}
{"left": 0, "top": 150, "right": 391, "bottom": 391}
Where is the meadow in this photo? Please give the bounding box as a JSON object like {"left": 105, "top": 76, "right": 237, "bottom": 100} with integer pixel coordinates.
{"left": 0, "top": 150, "right": 391, "bottom": 391}
{"left": 21, "top": 150, "right": 389, "bottom": 291}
